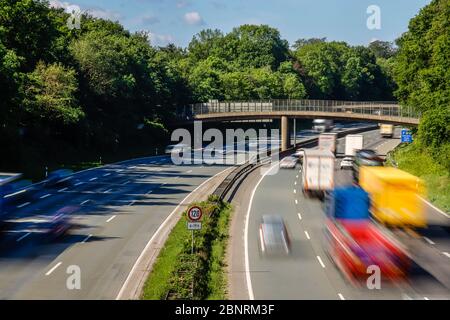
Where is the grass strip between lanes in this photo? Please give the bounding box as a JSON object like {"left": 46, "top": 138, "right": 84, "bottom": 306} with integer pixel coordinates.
{"left": 141, "top": 195, "right": 232, "bottom": 300}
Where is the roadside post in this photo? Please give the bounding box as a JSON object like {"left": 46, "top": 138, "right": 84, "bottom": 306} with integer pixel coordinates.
{"left": 187, "top": 206, "right": 203, "bottom": 254}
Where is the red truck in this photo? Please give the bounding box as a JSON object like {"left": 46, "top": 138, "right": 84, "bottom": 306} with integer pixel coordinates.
{"left": 324, "top": 186, "right": 410, "bottom": 285}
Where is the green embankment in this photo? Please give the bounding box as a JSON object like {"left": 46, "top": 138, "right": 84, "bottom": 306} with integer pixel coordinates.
{"left": 141, "top": 195, "right": 232, "bottom": 300}
{"left": 387, "top": 143, "right": 449, "bottom": 213}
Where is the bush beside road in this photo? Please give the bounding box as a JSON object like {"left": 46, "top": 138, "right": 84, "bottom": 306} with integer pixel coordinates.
{"left": 387, "top": 143, "right": 449, "bottom": 214}
{"left": 141, "top": 195, "right": 232, "bottom": 300}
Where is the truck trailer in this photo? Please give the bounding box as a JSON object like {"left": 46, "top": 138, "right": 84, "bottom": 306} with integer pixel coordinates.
{"left": 301, "top": 149, "right": 335, "bottom": 198}
{"left": 380, "top": 124, "right": 394, "bottom": 138}
{"left": 344, "top": 134, "right": 364, "bottom": 157}
{"left": 318, "top": 133, "right": 338, "bottom": 155}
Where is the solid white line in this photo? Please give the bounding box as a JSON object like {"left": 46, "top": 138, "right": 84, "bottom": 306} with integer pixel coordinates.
{"left": 80, "top": 200, "right": 90, "bottom": 205}
{"left": 420, "top": 197, "right": 449, "bottom": 218}
{"left": 338, "top": 293, "right": 345, "bottom": 300}
{"left": 442, "top": 252, "right": 450, "bottom": 258}
{"left": 304, "top": 230, "right": 310, "bottom": 240}
{"left": 423, "top": 237, "right": 435, "bottom": 245}
{"left": 17, "top": 202, "right": 31, "bottom": 209}
{"left": 106, "top": 215, "right": 116, "bottom": 223}
{"left": 58, "top": 187, "right": 68, "bottom": 192}
{"left": 317, "top": 255, "right": 326, "bottom": 268}
{"left": 81, "top": 234, "right": 92, "bottom": 243}
{"left": 40, "top": 194, "right": 51, "bottom": 199}
{"left": 244, "top": 163, "right": 279, "bottom": 301}
{"left": 297, "top": 213, "right": 302, "bottom": 220}
{"left": 45, "top": 262, "right": 62, "bottom": 276}
{"left": 75, "top": 182, "right": 84, "bottom": 186}
{"left": 16, "top": 232, "right": 31, "bottom": 242}
{"left": 116, "top": 166, "right": 234, "bottom": 300}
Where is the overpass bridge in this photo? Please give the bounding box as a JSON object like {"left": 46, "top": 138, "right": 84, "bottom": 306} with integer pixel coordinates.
{"left": 176, "top": 100, "right": 420, "bottom": 151}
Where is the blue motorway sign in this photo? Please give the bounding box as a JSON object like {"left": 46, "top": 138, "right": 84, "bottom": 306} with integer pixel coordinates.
{"left": 401, "top": 129, "right": 413, "bottom": 143}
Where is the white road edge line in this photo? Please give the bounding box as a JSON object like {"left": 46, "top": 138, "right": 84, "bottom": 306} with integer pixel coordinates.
{"left": 338, "top": 293, "right": 345, "bottom": 300}
{"left": 16, "top": 232, "right": 31, "bottom": 242}
{"left": 244, "top": 162, "right": 279, "bottom": 301}
{"left": 106, "top": 215, "right": 116, "bottom": 223}
{"left": 420, "top": 196, "right": 449, "bottom": 218}
{"left": 317, "top": 255, "right": 326, "bottom": 268}
{"left": 116, "top": 166, "right": 234, "bottom": 300}
{"left": 45, "top": 262, "right": 62, "bottom": 276}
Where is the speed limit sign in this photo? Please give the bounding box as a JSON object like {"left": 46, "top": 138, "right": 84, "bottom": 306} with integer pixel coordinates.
{"left": 187, "top": 206, "right": 202, "bottom": 221}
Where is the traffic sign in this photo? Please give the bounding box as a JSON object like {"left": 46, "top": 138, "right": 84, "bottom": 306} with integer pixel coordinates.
{"left": 187, "top": 222, "right": 202, "bottom": 230}
{"left": 401, "top": 129, "right": 413, "bottom": 143}
{"left": 187, "top": 206, "right": 202, "bottom": 221}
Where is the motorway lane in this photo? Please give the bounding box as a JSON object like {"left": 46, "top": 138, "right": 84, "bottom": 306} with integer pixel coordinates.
{"left": 246, "top": 129, "right": 450, "bottom": 300}
{"left": 0, "top": 156, "right": 231, "bottom": 299}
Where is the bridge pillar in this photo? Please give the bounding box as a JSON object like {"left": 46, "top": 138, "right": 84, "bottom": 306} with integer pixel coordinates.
{"left": 281, "top": 116, "right": 290, "bottom": 151}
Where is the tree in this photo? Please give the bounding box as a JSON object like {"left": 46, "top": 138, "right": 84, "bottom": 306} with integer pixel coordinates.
{"left": 23, "top": 61, "right": 84, "bottom": 125}
{"left": 368, "top": 40, "right": 397, "bottom": 59}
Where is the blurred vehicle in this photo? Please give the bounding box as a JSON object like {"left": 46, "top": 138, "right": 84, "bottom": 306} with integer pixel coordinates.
{"left": 324, "top": 186, "right": 411, "bottom": 284}
{"left": 259, "top": 215, "right": 291, "bottom": 255}
{"left": 164, "top": 144, "right": 190, "bottom": 155}
{"left": 352, "top": 149, "right": 384, "bottom": 183}
{"left": 340, "top": 157, "right": 353, "bottom": 170}
{"left": 292, "top": 150, "right": 305, "bottom": 164}
{"left": 380, "top": 124, "right": 394, "bottom": 138}
{"left": 279, "top": 156, "right": 298, "bottom": 169}
{"left": 359, "top": 167, "right": 426, "bottom": 228}
{"left": 44, "top": 169, "right": 74, "bottom": 188}
{"left": 1, "top": 173, "right": 24, "bottom": 226}
{"left": 318, "top": 133, "right": 337, "bottom": 155}
{"left": 313, "top": 119, "right": 334, "bottom": 132}
{"left": 301, "top": 149, "right": 335, "bottom": 198}
{"left": 44, "top": 206, "right": 78, "bottom": 238}
{"left": 344, "top": 134, "right": 363, "bottom": 157}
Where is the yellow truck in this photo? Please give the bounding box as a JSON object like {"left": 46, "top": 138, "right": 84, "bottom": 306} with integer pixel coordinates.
{"left": 359, "top": 167, "right": 426, "bottom": 228}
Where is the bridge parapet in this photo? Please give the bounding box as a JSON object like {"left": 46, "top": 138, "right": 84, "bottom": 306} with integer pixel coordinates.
{"left": 177, "top": 99, "right": 420, "bottom": 124}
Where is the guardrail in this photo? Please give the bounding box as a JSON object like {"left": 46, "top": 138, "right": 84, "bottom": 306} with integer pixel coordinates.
{"left": 177, "top": 99, "right": 420, "bottom": 120}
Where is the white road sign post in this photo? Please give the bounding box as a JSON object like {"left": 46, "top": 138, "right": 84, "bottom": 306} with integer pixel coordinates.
{"left": 187, "top": 206, "right": 203, "bottom": 254}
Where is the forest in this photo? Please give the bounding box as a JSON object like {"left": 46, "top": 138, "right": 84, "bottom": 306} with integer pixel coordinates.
{"left": 0, "top": 0, "right": 448, "bottom": 176}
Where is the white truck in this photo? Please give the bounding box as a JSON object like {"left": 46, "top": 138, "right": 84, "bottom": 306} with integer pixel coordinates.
{"left": 318, "top": 133, "right": 338, "bottom": 154}
{"left": 301, "top": 149, "right": 335, "bottom": 198}
{"left": 379, "top": 124, "right": 394, "bottom": 138}
{"left": 345, "top": 134, "right": 364, "bottom": 157}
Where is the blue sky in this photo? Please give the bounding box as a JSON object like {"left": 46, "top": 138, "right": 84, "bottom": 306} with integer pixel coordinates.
{"left": 50, "top": 0, "right": 431, "bottom": 47}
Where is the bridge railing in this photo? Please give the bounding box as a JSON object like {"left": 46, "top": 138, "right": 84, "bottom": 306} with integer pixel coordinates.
{"left": 177, "top": 100, "right": 420, "bottom": 120}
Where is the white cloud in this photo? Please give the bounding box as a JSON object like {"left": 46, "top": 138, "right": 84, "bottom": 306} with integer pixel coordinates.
{"left": 184, "top": 11, "right": 204, "bottom": 25}
{"left": 149, "top": 32, "right": 175, "bottom": 46}
{"left": 49, "top": 0, "right": 122, "bottom": 21}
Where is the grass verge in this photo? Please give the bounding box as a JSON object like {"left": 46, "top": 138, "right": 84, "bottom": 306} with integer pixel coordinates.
{"left": 386, "top": 142, "right": 449, "bottom": 213}
{"left": 141, "top": 195, "right": 232, "bottom": 300}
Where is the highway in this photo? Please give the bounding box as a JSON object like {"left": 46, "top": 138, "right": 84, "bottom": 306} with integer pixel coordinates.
{"left": 232, "top": 129, "right": 450, "bottom": 300}
{"left": 0, "top": 156, "right": 231, "bottom": 299}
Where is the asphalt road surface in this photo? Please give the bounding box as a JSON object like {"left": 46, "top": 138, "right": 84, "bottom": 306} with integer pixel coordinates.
{"left": 245, "top": 129, "right": 450, "bottom": 300}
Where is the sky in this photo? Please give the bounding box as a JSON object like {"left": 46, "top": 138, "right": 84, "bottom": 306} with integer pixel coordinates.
{"left": 50, "top": 0, "right": 432, "bottom": 47}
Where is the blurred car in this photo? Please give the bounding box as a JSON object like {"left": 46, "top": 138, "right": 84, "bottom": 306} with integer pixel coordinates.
{"left": 2, "top": 179, "right": 38, "bottom": 204}
{"left": 352, "top": 149, "right": 384, "bottom": 183}
{"left": 45, "top": 206, "right": 78, "bottom": 238}
{"left": 164, "top": 144, "right": 190, "bottom": 155}
{"left": 279, "top": 156, "right": 298, "bottom": 169}
{"left": 259, "top": 215, "right": 291, "bottom": 255}
{"left": 340, "top": 157, "right": 353, "bottom": 170}
{"left": 45, "top": 169, "right": 74, "bottom": 188}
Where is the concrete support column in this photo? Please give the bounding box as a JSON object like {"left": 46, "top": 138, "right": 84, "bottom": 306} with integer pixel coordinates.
{"left": 281, "top": 116, "right": 290, "bottom": 151}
